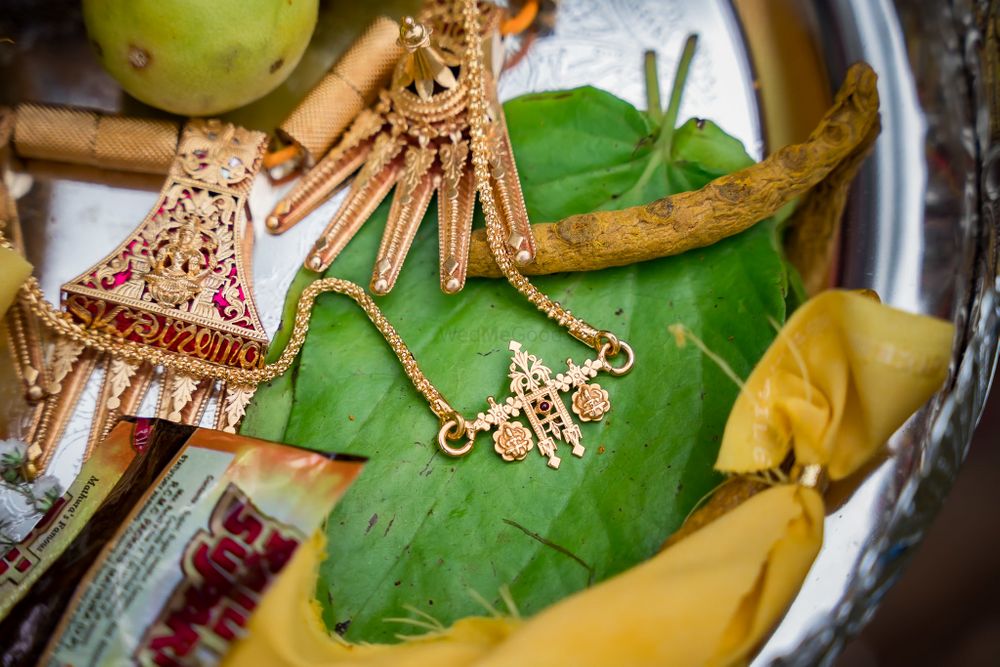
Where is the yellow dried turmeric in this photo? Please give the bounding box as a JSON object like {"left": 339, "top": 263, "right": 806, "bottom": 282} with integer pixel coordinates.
{"left": 467, "top": 62, "right": 881, "bottom": 278}
{"left": 784, "top": 117, "right": 879, "bottom": 294}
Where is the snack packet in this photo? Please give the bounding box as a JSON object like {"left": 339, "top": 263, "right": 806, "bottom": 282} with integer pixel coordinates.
{"left": 0, "top": 418, "right": 363, "bottom": 666}
{"left": 0, "top": 418, "right": 191, "bottom": 628}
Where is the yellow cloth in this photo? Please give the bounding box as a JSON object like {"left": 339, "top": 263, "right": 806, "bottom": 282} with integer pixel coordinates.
{"left": 224, "top": 486, "right": 820, "bottom": 667}
{"left": 224, "top": 289, "right": 953, "bottom": 666}
{"left": 222, "top": 533, "right": 519, "bottom": 667}
{"left": 717, "top": 290, "right": 954, "bottom": 479}
{"left": 478, "top": 485, "right": 823, "bottom": 667}
{"left": 0, "top": 245, "right": 30, "bottom": 315}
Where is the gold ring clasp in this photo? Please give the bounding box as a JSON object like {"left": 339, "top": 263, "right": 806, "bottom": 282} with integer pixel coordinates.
{"left": 437, "top": 416, "right": 473, "bottom": 457}
{"left": 594, "top": 330, "right": 621, "bottom": 356}
{"left": 598, "top": 339, "right": 635, "bottom": 377}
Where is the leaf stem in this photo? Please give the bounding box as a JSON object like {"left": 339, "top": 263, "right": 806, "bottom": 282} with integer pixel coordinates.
{"left": 644, "top": 50, "right": 662, "bottom": 125}
{"left": 630, "top": 34, "right": 699, "bottom": 197}
{"left": 658, "top": 34, "right": 698, "bottom": 163}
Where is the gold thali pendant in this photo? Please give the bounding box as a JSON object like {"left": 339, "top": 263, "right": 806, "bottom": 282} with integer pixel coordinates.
{"left": 469, "top": 341, "right": 614, "bottom": 469}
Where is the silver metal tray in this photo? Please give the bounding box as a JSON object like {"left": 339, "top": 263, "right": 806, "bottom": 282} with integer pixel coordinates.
{"left": 1, "top": 1, "right": 996, "bottom": 664}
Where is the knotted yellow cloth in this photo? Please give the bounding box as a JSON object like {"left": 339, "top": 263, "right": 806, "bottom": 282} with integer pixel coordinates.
{"left": 717, "top": 290, "right": 954, "bottom": 479}
{"left": 0, "top": 246, "right": 30, "bottom": 315}
{"left": 224, "top": 290, "right": 953, "bottom": 667}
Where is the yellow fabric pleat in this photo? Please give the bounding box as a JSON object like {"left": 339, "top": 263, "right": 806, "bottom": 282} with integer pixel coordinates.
{"left": 716, "top": 290, "right": 954, "bottom": 479}
{"left": 224, "top": 289, "right": 953, "bottom": 666}
{"left": 0, "top": 246, "right": 30, "bottom": 316}
{"left": 225, "top": 487, "right": 822, "bottom": 667}
{"left": 221, "top": 532, "right": 519, "bottom": 667}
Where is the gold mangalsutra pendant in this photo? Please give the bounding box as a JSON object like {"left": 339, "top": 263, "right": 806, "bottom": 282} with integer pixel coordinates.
{"left": 266, "top": 2, "right": 534, "bottom": 296}
{"left": 3, "top": 119, "right": 270, "bottom": 473}
{"left": 441, "top": 339, "right": 633, "bottom": 470}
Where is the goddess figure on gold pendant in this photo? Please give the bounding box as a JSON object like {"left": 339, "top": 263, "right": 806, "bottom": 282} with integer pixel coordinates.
{"left": 266, "top": 2, "right": 535, "bottom": 295}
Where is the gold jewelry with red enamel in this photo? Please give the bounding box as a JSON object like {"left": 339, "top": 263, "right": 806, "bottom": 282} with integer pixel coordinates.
{"left": 2, "top": 118, "right": 273, "bottom": 473}
{"left": 456, "top": 340, "right": 632, "bottom": 470}
{"left": 427, "top": 0, "right": 636, "bottom": 469}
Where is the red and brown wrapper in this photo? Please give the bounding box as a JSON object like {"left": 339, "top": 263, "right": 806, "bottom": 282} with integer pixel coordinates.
{"left": 0, "top": 418, "right": 363, "bottom": 666}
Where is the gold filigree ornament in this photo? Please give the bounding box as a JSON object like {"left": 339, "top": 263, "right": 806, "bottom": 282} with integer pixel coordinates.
{"left": 248, "top": 0, "right": 633, "bottom": 471}
{"left": 493, "top": 420, "right": 533, "bottom": 462}
{"left": 0, "top": 118, "right": 281, "bottom": 473}
{"left": 476, "top": 341, "right": 623, "bottom": 469}
{"left": 265, "top": 1, "right": 534, "bottom": 296}
{"left": 572, "top": 383, "right": 611, "bottom": 422}
{"left": 425, "top": 0, "right": 636, "bottom": 471}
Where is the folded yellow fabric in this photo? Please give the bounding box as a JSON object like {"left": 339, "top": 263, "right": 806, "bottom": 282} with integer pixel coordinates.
{"left": 0, "top": 245, "right": 30, "bottom": 315}
{"left": 716, "top": 290, "right": 954, "bottom": 479}
{"left": 221, "top": 533, "right": 518, "bottom": 667}
{"left": 225, "top": 486, "right": 820, "bottom": 667}
{"left": 479, "top": 484, "right": 823, "bottom": 667}
{"left": 224, "top": 289, "right": 954, "bottom": 666}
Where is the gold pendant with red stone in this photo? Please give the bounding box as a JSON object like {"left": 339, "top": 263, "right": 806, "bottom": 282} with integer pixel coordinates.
{"left": 467, "top": 340, "right": 615, "bottom": 470}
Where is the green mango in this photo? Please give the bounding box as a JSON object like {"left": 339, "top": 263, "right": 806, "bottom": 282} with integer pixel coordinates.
{"left": 83, "top": 0, "right": 317, "bottom": 116}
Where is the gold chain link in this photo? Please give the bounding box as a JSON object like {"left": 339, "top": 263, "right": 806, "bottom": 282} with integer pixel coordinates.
{"left": 15, "top": 273, "right": 458, "bottom": 422}
{"left": 461, "top": 0, "right": 602, "bottom": 350}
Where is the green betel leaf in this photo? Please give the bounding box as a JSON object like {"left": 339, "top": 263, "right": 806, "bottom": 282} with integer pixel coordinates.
{"left": 243, "top": 85, "right": 789, "bottom": 642}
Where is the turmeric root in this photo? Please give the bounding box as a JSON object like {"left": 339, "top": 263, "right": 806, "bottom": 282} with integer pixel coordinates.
{"left": 785, "top": 116, "right": 880, "bottom": 294}
{"left": 467, "top": 62, "right": 881, "bottom": 277}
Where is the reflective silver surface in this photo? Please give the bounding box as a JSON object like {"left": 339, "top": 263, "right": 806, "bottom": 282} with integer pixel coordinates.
{"left": 497, "top": 0, "right": 762, "bottom": 158}
{"left": 761, "top": 0, "right": 999, "bottom": 664}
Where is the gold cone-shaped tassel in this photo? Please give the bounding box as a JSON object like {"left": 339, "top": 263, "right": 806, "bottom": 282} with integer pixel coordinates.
{"left": 397, "top": 17, "right": 459, "bottom": 101}
{"left": 371, "top": 144, "right": 438, "bottom": 294}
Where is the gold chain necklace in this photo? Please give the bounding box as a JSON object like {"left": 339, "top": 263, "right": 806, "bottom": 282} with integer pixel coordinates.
{"left": 432, "top": 0, "right": 634, "bottom": 468}
{"left": 6, "top": 0, "right": 633, "bottom": 472}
